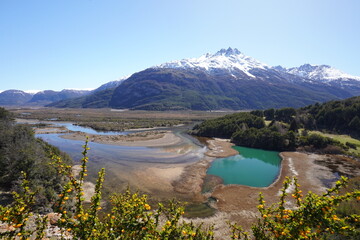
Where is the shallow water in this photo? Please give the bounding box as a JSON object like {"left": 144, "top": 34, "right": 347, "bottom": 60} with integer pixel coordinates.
{"left": 207, "top": 146, "right": 281, "bottom": 187}
{"left": 49, "top": 122, "right": 130, "bottom": 135}
{"left": 37, "top": 133, "right": 203, "bottom": 164}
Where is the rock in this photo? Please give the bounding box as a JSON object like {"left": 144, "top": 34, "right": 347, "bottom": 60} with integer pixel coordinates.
{"left": 46, "top": 212, "right": 61, "bottom": 225}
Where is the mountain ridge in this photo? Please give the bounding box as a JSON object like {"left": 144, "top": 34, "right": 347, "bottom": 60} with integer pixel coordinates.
{"left": 107, "top": 48, "right": 359, "bottom": 110}
{"left": 2, "top": 48, "right": 360, "bottom": 109}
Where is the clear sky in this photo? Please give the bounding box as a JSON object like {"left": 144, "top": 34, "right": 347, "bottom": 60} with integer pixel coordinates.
{"left": 1, "top": 0, "right": 359, "bottom": 92}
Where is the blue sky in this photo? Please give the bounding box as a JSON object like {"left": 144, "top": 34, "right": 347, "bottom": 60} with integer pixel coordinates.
{"left": 1, "top": 0, "right": 359, "bottom": 91}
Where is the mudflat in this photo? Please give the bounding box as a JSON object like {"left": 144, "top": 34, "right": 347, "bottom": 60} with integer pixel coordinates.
{"left": 60, "top": 130, "right": 183, "bottom": 147}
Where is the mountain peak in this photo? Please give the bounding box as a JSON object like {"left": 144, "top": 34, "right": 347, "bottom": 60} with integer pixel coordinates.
{"left": 154, "top": 47, "right": 267, "bottom": 78}
{"left": 214, "top": 47, "right": 242, "bottom": 56}
{"left": 287, "top": 64, "right": 360, "bottom": 81}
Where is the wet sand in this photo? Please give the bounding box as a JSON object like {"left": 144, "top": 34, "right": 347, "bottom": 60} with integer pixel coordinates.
{"left": 60, "top": 130, "right": 183, "bottom": 147}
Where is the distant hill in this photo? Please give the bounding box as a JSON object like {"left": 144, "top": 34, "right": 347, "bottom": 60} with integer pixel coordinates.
{"left": 47, "top": 88, "right": 115, "bottom": 108}
{"left": 47, "top": 76, "right": 129, "bottom": 108}
{"left": 0, "top": 90, "right": 33, "bottom": 106}
{"left": 28, "top": 89, "right": 91, "bottom": 106}
{"left": 0, "top": 89, "right": 91, "bottom": 107}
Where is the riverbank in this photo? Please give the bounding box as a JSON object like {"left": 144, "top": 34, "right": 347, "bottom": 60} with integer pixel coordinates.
{"left": 198, "top": 151, "right": 360, "bottom": 232}
{"left": 60, "top": 130, "right": 183, "bottom": 147}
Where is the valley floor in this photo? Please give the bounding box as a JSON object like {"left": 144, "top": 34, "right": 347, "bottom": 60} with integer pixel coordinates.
{"left": 11, "top": 109, "right": 360, "bottom": 239}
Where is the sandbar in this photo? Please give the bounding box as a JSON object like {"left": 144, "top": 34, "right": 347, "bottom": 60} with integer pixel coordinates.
{"left": 60, "top": 130, "right": 183, "bottom": 147}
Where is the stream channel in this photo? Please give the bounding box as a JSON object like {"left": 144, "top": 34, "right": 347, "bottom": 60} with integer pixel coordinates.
{"left": 28, "top": 121, "right": 282, "bottom": 217}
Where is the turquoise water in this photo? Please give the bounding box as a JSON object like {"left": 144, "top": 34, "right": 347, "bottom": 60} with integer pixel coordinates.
{"left": 207, "top": 146, "right": 281, "bottom": 187}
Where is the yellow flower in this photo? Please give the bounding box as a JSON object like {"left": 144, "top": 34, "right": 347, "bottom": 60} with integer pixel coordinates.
{"left": 16, "top": 223, "right": 23, "bottom": 228}
{"left": 144, "top": 204, "right": 151, "bottom": 210}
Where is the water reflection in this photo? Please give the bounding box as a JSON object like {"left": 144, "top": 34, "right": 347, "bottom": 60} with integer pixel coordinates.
{"left": 48, "top": 122, "right": 130, "bottom": 136}
{"left": 37, "top": 134, "right": 202, "bottom": 164}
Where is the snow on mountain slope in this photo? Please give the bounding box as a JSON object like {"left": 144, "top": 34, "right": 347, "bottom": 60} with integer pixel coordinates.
{"left": 155, "top": 47, "right": 268, "bottom": 78}
{"left": 285, "top": 64, "right": 360, "bottom": 82}
{"left": 94, "top": 75, "right": 129, "bottom": 92}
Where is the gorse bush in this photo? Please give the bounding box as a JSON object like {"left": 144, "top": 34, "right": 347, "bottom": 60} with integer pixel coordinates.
{"left": 231, "top": 177, "right": 360, "bottom": 239}
{"left": 0, "top": 140, "right": 215, "bottom": 239}
{"left": 0, "top": 139, "right": 359, "bottom": 239}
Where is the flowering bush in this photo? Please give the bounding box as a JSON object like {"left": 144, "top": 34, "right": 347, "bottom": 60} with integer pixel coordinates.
{"left": 231, "top": 177, "right": 360, "bottom": 239}
{"left": 0, "top": 139, "right": 214, "bottom": 239}
{"left": 1, "top": 138, "right": 359, "bottom": 239}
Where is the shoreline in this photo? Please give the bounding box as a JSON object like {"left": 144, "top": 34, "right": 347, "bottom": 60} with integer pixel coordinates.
{"left": 59, "top": 130, "right": 183, "bottom": 147}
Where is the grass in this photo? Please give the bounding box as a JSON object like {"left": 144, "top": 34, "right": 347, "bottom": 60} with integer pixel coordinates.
{"left": 308, "top": 130, "right": 360, "bottom": 156}
{"left": 10, "top": 108, "right": 232, "bottom": 131}
{"left": 264, "top": 120, "right": 272, "bottom": 126}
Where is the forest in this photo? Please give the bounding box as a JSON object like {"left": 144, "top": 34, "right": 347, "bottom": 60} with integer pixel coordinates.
{"left": 191, "top": 96, "right": 360, "bottom": 153}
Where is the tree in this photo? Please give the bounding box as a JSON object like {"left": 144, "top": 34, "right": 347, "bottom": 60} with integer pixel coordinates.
{"left": 349, "top": 116, "right": 360, "bottom": 134}
{"left": 275, "top": 108, "right": 296, "bottom": 123}
{"left": 264, "top": 108, "right": 275, "bottom": 120}
{"left": 289, "top": 119, "right": 298, "bottom": 132}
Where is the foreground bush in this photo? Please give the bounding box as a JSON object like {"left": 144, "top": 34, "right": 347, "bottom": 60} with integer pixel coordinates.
{"left": 0, "top": 139, "right": 359, "bottom": 239}
{"left": 231, "top": 177, "right": 360, "bottom": 239}
{"left": 0, "top": 140, "right": 214, "bottom": 239}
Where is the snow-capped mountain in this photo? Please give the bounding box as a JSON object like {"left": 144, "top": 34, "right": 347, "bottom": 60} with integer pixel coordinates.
{"left": 108, "top": 48, "right": 360, "bottom": 110}
{"left": 155, "top": 47, "right": 268, "bottom": 78}
{"left": 273, "top": 64, "right": 360, "bottom": 95}
{"left": 3, "top": 47, "right": 360, "bottom": 110}
{"left": 93, "top": 75, "right": 129, "bottom": 93}
{"left": 283, "top": 64, "right": 360, "bottom": 82}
